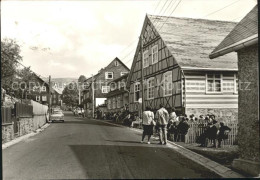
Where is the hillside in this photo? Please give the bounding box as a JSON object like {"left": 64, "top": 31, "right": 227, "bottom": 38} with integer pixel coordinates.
{"left": 41, "top": 77, "right": 78, "bottom": 93}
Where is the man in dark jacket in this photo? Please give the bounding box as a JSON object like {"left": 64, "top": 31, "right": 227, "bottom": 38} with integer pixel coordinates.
{"left": 217, "top": 122, "right": 231, "bottom": 148}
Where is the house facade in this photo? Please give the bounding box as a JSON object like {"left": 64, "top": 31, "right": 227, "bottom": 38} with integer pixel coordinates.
{"left": 82, "top": 57, "right": 130, "bottom": 117}
{"left": 106, "top": 73, "right": 129, "bottom": 113}
{"left": 30, "top": 74, "right": 62, "bottom": 106}
{"left": 210, "top": 5, "right": 259, "bottom": 176}
{"left": 127, "top": 15, "right": 238, "bottom": 122}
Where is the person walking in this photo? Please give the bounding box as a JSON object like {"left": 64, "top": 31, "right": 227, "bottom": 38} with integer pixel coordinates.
{"left": 141, "top": 106, "right": 155, "bottom": 144}
{"left": 155, "top": 104, "right": 169, "bottom": 145}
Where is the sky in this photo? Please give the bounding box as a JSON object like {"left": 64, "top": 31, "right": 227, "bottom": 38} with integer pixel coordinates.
{"left": 1, "top": 0, "right": 257, "bottom": 79}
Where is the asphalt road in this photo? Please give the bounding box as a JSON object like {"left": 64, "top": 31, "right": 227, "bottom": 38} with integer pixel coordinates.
{"left": 3, "top": 112, "right": 220, "bottom": 179}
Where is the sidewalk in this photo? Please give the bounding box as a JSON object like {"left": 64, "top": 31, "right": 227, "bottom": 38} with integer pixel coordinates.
{"left": 92, "top": 118, "right": 244, "bottom": 178}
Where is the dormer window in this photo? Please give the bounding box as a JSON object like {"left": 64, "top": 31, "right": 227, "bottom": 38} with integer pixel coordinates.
{"left": 105, "top": 72, "right": 113, "bottom": 79}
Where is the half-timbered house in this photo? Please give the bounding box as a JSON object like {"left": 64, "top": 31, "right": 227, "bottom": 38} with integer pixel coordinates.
{"left": 127, "top": 15, "right": 239, "bottom": 122}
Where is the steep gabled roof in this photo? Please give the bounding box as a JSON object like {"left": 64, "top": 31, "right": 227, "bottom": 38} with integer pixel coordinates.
{"left": 148, "top": 15, "right": 238, "bottom": 70}
{"left": 210, "top": 5, "right": 258, "bottom": 59}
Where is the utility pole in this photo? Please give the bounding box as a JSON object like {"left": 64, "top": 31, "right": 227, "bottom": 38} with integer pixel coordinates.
{"left": 48, "top": 75, "right": 52, "bottom": 122}
{"left": 92, "top": 74, "right": 95, "bottom": 118}
{"left": 78, "top": 82, "right": 81, "bottom": 105}
{"left": 140, "top": 35, "right": 145, "bottom": 116}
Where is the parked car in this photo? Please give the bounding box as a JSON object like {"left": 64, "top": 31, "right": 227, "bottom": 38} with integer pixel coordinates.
{"left": 51, "top": 110, "right": 64, "bottom": 122}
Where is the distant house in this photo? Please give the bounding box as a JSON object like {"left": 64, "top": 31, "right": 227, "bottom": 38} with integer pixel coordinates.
{"left": 127, "top": 15, "right": 238, "bottom": 122}
{"left": 30, "top": 74, "right": 62, "bottom": 106}
{"left": 209, "top": 5, "right": 259, "bottom": 176}
{"left": 106, "top": 73, "right": 129, "bottom": 113}
{"left": 82, "top": 57, "right": 130, "bottom": 117}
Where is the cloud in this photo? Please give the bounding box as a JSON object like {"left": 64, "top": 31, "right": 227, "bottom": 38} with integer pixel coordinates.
{"left": 1, "top": 0, "right": 257, "bottom": 79}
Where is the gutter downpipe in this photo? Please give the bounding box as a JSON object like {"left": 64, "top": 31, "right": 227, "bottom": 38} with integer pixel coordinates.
{"left": 209, "top": 37, "right": 258, "bottom": 59}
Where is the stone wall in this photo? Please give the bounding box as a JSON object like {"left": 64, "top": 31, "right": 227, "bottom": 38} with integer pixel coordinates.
{"left": 2, "top": 123, "right": 14, "bottom": 143}
{"left": 237, "top": 44, "right": 259, "bottom": 162}
{"left": 2, "top": 115, "right": 47, "bottom": 144}
{"left": 186, "top": 108, "right": 238, "bottom": 123}
{"left": 18, "top": 117, "right": 34, "bottom": 136}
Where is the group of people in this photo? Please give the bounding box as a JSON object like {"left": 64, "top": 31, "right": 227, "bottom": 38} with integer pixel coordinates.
{"left": 141, "top": 104, "right": 187, "bottom": 145}
{"left": 97, "top": 104, "right": 232, "bottom": 148}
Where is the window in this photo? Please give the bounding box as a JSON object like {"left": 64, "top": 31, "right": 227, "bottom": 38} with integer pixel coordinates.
{"left": 152, "top": 45, "right": 158, "bottom": 64}
{"left": 134, "top": 82, "right": 140, "bottom": 102}
{"left": 41, "top": 86, "right": 46, "bottom": 92}
{"left": 42, "top": 96, "right": 47, "bottom": 101}
{"left": 102, "top": 86, "right": 110, "bottom": 93}
{"left": 115, "top": 61, "right": 118, "bottom": 66}
{"left": 163, "top": 71, "right": 172, "bottom": 96}
{"left": 110, "top": 82, "right": 116, "bottom": 91}
{"left": 207, "top": 74, "right": 222, "bottom": 93}
{"left": 121, "top": 72, "right": 128, "bottom": 76}
{"left": 36, "top": 96, "right": 40, "bottom": 101}
{"left": 105, "top": 72, "right": 113, "bottom": 79}
{"left": 147, "top": 77, "right": 155, "bottom": 99}
{"left": 143, "top": 50, "right": 149, "bottom": 68}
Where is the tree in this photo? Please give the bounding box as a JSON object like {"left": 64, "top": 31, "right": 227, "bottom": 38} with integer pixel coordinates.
{"left": 78, "top": 75, "right": 87, "bottom": 83}
{"left": 1, "top": 38, "right": 22, "bottom": 92}
{"left": 62, "top": 82, "right": 79, "bottom": 107}
{"left": 14, "top": 66, "right": 37, "bottom": 99}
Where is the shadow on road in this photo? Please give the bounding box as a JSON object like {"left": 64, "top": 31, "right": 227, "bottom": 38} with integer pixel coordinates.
{"left": 69, "top": 144, "right": 220, "bottom": 179}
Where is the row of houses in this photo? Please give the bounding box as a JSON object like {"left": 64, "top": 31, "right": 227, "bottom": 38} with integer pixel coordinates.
{"left": 82, "top": 5, "right": 257, "bottom": 123}
{"left": 2, "top": 73, "right": 62, "bottom": 108}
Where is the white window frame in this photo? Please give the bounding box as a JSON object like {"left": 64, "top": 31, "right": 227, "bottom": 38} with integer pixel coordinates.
{"left": 120, "top": 72, "right": 128, "bottom": 76}
{"left": 105, "top": 72, "right": 113, "bottom": 79}
{"left": 36, "top": 96, "right": 40, "bottom": 101}
{"left": 147, "top": 77, "right": 155, "bottom": 99}
{"left": 42, "top": 96, "right": 47, "bottom": 102}
{"left": 163, "top": 71, "right": 173, "bottom": 97}
{"left": 143, "top": 50, "right": 149, "bottom": 68}
{"left": 151, "top": 45, "right": 158, "bottom": 64}
{"left": 206, "top": 74, "right": 222, "bottom": 93}
{"left": 102, "top": 86, "right": 110, "bottom": 93}
{"left": 41, "top": 86, "right": 46, "bottom": 92}
{"left": 134, "top": 82, "right": 141, "bottom": 102}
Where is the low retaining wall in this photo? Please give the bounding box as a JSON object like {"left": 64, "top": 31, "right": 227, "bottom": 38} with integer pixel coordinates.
{"left": 2, "top": 115, "right": 47, "bottom": 144}
{"left": 18, "top": 115, "right": 47, "bottom": 137}
{"left": 2, "top": 123, "right": 14, "bottom": 144}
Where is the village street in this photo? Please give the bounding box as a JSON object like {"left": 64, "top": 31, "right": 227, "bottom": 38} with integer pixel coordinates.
{"left": 3, "top": 112, "right": 220, "bottom": 179}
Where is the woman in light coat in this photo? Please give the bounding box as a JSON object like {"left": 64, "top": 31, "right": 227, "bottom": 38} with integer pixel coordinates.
{"left": 141, "top": 106, "right": 155, "bottom": 144}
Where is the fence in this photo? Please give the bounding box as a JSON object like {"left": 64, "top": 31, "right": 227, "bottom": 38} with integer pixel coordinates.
{"left": 185, "top": 122, "right": 238, "bottom": 146}
{"left": 30, "top": 100, "right": 48, "bottom": 116}
{"left": 15, "top": 102, "right": 33, "bottom": 118}
{"left": 1, "top": 107, "right": 13, "bottom": 124}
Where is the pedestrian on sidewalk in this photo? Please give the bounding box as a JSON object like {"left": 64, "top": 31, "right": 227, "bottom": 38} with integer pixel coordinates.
{"left": 155, "top": 104, "right": 169, "bottom": 145}
{"left": 141, "top": 106, "right": 155, "bottom": 144}
{"left": 217, "top": 122, "right": 231, "bottom": 148}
